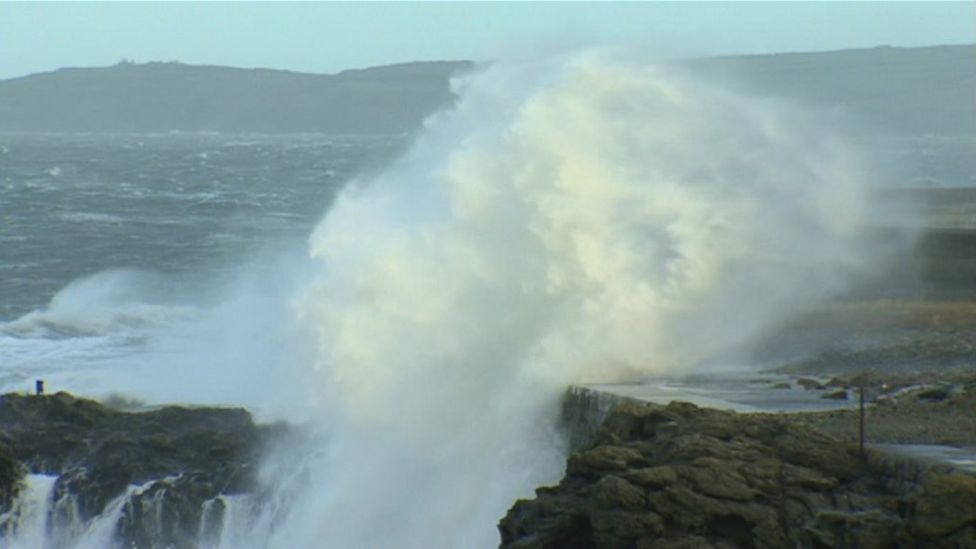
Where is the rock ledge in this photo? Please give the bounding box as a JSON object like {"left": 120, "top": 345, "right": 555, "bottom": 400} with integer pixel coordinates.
{"left": 500, "top": 400, "right": 976, "bottom": 548}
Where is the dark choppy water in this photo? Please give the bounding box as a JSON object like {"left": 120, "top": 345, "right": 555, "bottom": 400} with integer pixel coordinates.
{"left": 0, "top": 133, "right": 402, "bottom": 395}
{"left": 0, "top": 133, "right": 401, "bottom": 320}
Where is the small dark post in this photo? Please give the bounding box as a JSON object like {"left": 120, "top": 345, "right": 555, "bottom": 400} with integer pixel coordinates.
{"left": 858, "top": 384, "right": 866, "bottom": 459}
{"left": 35, "top": 379, "right": 44, "bottom": 395}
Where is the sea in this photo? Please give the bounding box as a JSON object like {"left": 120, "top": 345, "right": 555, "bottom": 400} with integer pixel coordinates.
{"left": 0, "top": 132, "right": 404, "bottom": 405}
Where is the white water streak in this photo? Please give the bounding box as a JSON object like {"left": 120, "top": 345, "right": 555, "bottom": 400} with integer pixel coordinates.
{"left": 1, "top": 475, "right": 57, "bottom": 549}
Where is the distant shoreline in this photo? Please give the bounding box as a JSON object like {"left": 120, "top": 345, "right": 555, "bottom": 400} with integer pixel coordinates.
{"left": 1, "top": 45, "right": 972, "bottom": 135}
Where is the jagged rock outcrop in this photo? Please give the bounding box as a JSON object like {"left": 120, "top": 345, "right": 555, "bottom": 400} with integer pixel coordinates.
{"left": 500, "top": 400, "right": 976, "bottom": 548}
{"left": 0, "top": 391, "right": 289, "bottom": 548}
{"left": 0, "top": 441, "right": 20, "bottom": 512}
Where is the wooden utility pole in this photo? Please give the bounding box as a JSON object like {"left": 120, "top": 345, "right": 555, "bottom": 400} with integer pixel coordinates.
{"left": 859, "top": 384, "right": 866, "bottom": 459}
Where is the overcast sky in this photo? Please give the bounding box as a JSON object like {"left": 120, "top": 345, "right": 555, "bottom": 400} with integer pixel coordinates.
{"left": 1, "top": 1, "right": 973, "bottom": 80}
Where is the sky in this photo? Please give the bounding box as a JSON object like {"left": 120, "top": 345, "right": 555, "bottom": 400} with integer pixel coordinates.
{"left": 1, "top": 1, "right": 974, "bottom": 80}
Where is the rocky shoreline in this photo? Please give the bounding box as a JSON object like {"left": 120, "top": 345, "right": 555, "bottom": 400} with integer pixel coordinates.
{"left": 501, "top": 296, "right": 976, "bottom": 548}
{"left": 0, "top": 391, "right": 290, "bottom": 548}
{"left": 3, "top": 322, "right": 975, "bottom": 548}
{"left": 500, "top": 400, "right": 976, "bottom": 548}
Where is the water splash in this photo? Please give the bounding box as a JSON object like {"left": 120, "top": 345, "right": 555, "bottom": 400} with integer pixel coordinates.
{"left": 2, "top": 476, "right": 253, "bottom": 549}
{"left": 1, "top": 51, "right": 902, "bottom": 549}
{"left": 268, "top": 52, "right": 888, "bottom": 547}
{"left": 1, "top": 475, "right": 57, "bottom": 549}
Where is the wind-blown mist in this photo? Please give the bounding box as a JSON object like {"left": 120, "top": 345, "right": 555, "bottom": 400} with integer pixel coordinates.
{"left": 250, "top": 52, "right": 882, "bottom": 547}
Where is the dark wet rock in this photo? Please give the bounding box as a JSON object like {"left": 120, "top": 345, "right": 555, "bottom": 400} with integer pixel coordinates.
{"left": 910, "top": 473, "right": 976, "bottom": 538}
{"left": 821, "top": 389, "right": 850, "bottom": 400}
{"left": 825, "top": 377, "right": 848, "bottom": 389}
{"left": 0, "top": 441, "right": 21, "bottom": 511}
{"left": 803, "top": 509, "right": 902, "bottom": 548}
{"left": 0, "top": 391, "right": 291, "bottom": 548}
{"left": 913, "top": 386, "right": 951, "bottom": 402}
{"left": 796, "top": 378, "right": 825, "bottom": 391}
{"left": 500, "top": 400, "right": 976, "bottom": 548}
{"left": 592, "top": 475, "right": 646, "bottom": 510}
{"left": 569, "top": 446, "right": 647, "bottom": 477}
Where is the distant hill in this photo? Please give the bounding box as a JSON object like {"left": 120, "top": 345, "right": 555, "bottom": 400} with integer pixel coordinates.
{"left": 0, "top": 45, "right": 972, "bottom": 135}
{"left": 686, "top": 44, "right": 976, "bottom": 136}
{"left": 0, "top": 60, "right": 473, "bottom": 134}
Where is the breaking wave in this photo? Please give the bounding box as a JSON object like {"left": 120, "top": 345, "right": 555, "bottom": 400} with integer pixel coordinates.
{"left": 4, "top": 51, "right": 901, "bottom": 548}
{"left": 269, "top": 52, "right": 887, "bottom": 547}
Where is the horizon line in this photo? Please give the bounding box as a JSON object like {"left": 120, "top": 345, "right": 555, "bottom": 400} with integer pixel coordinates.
{"left": 3, "top": 42, "right": 973, "bottom": 82}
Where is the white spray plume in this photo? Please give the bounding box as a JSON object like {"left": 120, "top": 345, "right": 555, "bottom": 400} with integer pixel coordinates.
{"left": 267, "top": 51, "right": 880, "bottom": 547}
